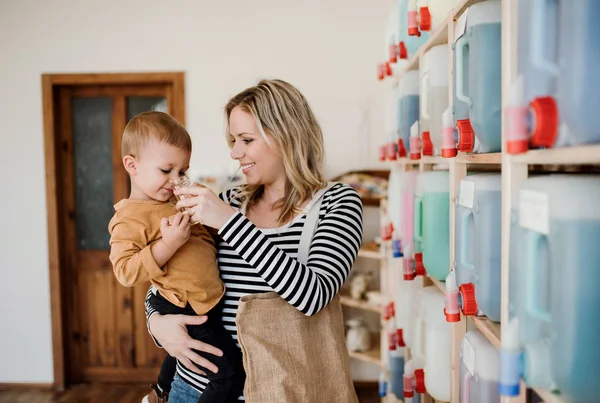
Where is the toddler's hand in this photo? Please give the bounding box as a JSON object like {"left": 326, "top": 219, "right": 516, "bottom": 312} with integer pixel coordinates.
{"left": 160, "top": 213, "right": 191, "bottom": 251}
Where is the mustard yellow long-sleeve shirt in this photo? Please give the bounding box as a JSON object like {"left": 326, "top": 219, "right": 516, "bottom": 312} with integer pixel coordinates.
{"left": 108, "top": 199, "right": 224, "bottom": 315}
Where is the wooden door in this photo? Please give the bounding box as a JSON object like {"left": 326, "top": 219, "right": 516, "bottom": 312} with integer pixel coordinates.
{"left": 55, "top": 83, "right": 182, "bottom": 383}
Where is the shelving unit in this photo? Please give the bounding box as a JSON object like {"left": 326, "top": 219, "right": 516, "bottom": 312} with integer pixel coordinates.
{"left": 349, "top": 334, "right": 383, "bottom": 367}
{"left": 377, "top": 0, "right": 600, "bottom": 402}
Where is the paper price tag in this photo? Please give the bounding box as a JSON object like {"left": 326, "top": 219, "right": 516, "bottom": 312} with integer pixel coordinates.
{"left": 519, "top": 190, "right": 550, "bottom": 235}
{"left": 459, "top": 180, "right": 475, "bottom": 208}
{"left": 463, "top": 337, "right": 476, "bottom": 375}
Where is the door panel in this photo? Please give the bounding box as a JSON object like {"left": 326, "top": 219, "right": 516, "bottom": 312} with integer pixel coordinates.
{"left": 59, "top": 85, "right": 172, "bottom": 383}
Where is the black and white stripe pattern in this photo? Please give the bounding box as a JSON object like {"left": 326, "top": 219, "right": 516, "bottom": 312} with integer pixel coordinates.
{"left": 146, "top": 183, "right": 363, "bottom": 396}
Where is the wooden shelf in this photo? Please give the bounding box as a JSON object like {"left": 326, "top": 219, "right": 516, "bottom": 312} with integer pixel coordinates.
{"left": 358, "top": 244, "right": 384, "bottom": 260}
{"left": 420, "top": 156, "right": 448, "bottom": 165}
{"left": 340, "top": 295, "right": 382, "bottom": 314}
{"left": 349, "top": 334, "right": 382, "bottom": 366}
{"left": 455, "top": 152, "right": 502, "bottom": 165}
{"left": 426, "top": 275, "right": 445, "bottom": 294}
{"left": 508, "top": 145, "right": 600, "bottom": 165}
{"left": 452, "top": 0, "right": 488, "bottom": 19}
{"left": 390, "top": 158, "right": 420, "bottom": 167}
{"left": 533, "top": 388, "right": 567, "bottom": 403}
{"left": 468, "top": 316, "right": 501, "bottom": 349}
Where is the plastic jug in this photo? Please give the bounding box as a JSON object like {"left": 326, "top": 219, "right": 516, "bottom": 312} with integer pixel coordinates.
{"left": 455, "top": 0, "right": 502, "bottom": 153}
{"left": 413, "top": 172, "right": 426, "bottom": 276}
{"left": 386, "top": 91, "right": 400, "bottom": 160}
{"left": 518, "top": 175, "right": 600, "bottom": 402}
{"left": 401, "top": 171, "right": 418, "bottom": 280}
{"left": 417, "top": 287, "right": 451, "bottom": 401}
{"left": 454, "top": 174, "right": 502, "bottom": 322}
{"left": 391, "top": 242, "right": 409, "bottom": 348}
{"left": 397, "top": 84, "right": 408, "bottom": 158}
{"left": 389, "top": 348, "right": 406, "bottom": 399}
{"left": 399, "top": 70, "right": 421, "bottom": 154}
{"left": 401, "top": 275, "right": 423, "bottom": 350}
{"left": 388, "top": 165, "right": 405, "bottom": 232}
{"left": 460, "top": 330, "right": 501, "bottom": 403}
{"left": 396, "top": 0, "right": 409, "bottom": 60}
{"left": 509, "top": 0, "right": 600, "bottom": 153}
{"left": 408, "top": 0, "right": 458, "bottom": 38}
{"left": 420, "top": 171, "right": 450, "bottom": 280}
{"left": 452, "top": 12, "right": 472, "bottom": 154}
{"left": 401, "top": 0, "right": 429, "bottom": 56}
{"left": 420, "top": 44, "right": 450, "bottom": 156}
{"left": 557, "top": 0, "right": 600, "bottom": 146}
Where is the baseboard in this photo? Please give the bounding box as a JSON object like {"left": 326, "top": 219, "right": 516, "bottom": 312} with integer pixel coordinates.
{"left": 0, "top": 383, "right": 53, "bottom": 390}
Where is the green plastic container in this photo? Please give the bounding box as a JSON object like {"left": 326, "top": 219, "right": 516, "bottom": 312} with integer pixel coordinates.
{"left": 421, "top": 171, "right": 450, "bottom": 280}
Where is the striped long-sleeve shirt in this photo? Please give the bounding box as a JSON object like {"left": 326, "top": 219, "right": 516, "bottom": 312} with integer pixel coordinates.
{"left": 146, "top": 183, "right": 363, "bottom": 396}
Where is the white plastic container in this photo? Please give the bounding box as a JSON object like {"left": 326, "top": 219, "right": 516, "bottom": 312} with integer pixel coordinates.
{"left": 420, "top": 44, "right": 450, "bottom": 156}
{"left": 460, "top": 330, "right": 501, "bottom": 403}
{"left": 415, "top": 287, "right": 451, "bottom": 401}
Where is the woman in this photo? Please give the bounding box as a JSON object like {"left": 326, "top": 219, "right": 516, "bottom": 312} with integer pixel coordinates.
{"left": 146, "top": 79, "right": 364, "bottom": 402}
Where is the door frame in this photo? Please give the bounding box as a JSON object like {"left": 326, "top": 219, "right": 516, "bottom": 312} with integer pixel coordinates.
{"left": 42, "top": 72, "right": 185, "bottom": 390}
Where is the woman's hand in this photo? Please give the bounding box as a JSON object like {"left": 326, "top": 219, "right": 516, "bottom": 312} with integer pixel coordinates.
{"left": 175, "top": 184, "right": 236, "bottom": 229}
{"left": 148, "top": 313, "right": 223, "bottom": 374}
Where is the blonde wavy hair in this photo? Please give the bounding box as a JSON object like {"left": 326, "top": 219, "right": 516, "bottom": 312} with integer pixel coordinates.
{"left": 225, "top": 79, "right": 327, "bottom": 224}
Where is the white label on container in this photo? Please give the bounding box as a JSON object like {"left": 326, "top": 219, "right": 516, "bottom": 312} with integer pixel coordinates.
{"left": 519, "top": 190, "right": 550, "bottom": 235}
{"left": 459, "top": 180, "right": 475, "bottom": 208}
{"left": 455, "top": 9, "right": 469, "bottom": 40}
{"left": 463, "top": 337, "right": 476, "bottom": 375}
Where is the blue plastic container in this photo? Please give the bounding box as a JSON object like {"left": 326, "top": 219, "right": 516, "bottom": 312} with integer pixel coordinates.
{"left": 516, "top": 175, "right": 600, "bottom": 402}
{"left": 557, "top": 0, "right": 600, "bottom": 146}
{"left": 455, "top": 0, "right": 502, "bottom": 153}
{"left": 399, "top": 70, "right": 420, "bottom": 150}
{"left": 389, "top": 349, "right": 405, "bottom": 399}
{"left": 455, "top": 174, "right": 502, "bottom": 322}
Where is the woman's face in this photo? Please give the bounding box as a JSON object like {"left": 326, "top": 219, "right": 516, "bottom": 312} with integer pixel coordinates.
{"left": 229, "top": 106, "right": 286, "bottom": 187}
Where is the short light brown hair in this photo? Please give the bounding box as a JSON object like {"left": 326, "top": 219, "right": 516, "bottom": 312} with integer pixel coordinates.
{"left": 121, "top": 111, "right": 192, "bottom": 158}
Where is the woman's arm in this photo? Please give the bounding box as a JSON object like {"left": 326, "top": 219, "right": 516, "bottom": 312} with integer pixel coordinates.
{"left": 144, "top": 288, "right": 222, "bottom": 374}
{"left": 218, "top": 184, "right": 363, "bottom": 316}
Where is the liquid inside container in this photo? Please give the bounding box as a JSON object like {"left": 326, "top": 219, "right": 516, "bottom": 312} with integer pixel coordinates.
{"left": 420, "top": 171, "right": 450, "bottom": 280}
{"left": 389, "top": 348, "right": 405, "bottom": 399}
{"left": 557, "top": 0, "right": 600, "bottom": 146}
{"left": 455, "top": 174, "right": 502, "bottom": 322}
{"left": 516, "top": 175, "right": 600, "bottom": 402}
{"left": 455, "top": 0, "right": 502, "bottom": 153}
{"left": 460, "top": 330, "right": 501, "bottom": 403}
{"left": 400, "top": 70, "right": 421, "bottom": 151}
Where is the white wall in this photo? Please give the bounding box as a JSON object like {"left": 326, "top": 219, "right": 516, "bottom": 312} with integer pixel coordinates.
{"left": 0, "top": 0, "right": 392, "bottom": 383}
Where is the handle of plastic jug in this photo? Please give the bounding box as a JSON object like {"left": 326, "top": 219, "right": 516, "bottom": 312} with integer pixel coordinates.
{"left": 530, "top": 0, "right": 559, "bottom": 76}
{"left": 525, "top": 230, "right": 551, "bottom": 323}
{"left": 421, "top": 72, "right": 430, "bottom": 119}
{"left": 455, "top": 36, "right": 472, "bottom": 107}
{"left": 462, "top": 372, "right": 472, "bottom": 403}
{"left": 459, "top": 211, "right": 476, "bottom": 272}
{"left": 414, "top": 196, "right": 423, "bottom": 243}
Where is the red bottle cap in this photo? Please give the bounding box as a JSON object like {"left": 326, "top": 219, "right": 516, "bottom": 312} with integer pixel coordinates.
{"left": 414, "top": 253, "right": 426, "bottom": 276}
{"left": 419, "top": 6, "right": 432, "bottom": 31}
{"left": 460, "top": 283, "right": 478, "bottom": 316}
{"left": 456, "top": 119, "right": 474, "bottom": 153}
{"left": 421, "top": 131, "right": 433, "bottom": 156}
{"left": 398, "top": 41, "right": 408, "bottom": 59}
{"left": 398, "top": 138, "right": 407, "bottom": 158}
{"left": 415, "top": 369, "right": 427, "bottom": 393}
{"left": 530, "top": 96, "right": 559, "bottom": 148}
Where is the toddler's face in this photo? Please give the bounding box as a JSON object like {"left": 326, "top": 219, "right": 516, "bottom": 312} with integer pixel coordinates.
{"left": 129, "top": 139, "right": 190, "bottom": 201}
